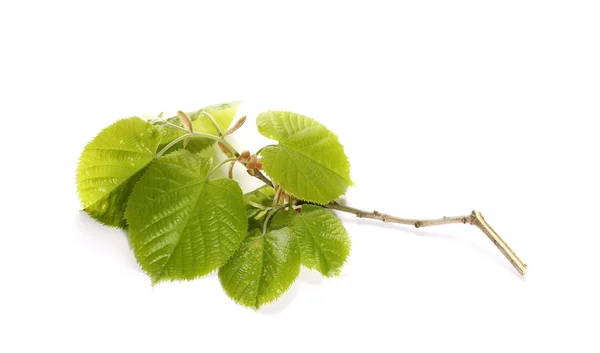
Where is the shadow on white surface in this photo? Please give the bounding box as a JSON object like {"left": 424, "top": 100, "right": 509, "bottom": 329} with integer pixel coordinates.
{"left": 258, "top": 268, "right": 324, "bottom": 315}
{"left": 74, "top": 211, "right": 140, "bottom": 271}
{"left": 296, "top": 267, "right": 324, "bottom": 285}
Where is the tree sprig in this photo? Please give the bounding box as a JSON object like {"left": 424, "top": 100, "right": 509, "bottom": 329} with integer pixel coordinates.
{"left": 76, "top": 101, "right": 527, "bottom": 310}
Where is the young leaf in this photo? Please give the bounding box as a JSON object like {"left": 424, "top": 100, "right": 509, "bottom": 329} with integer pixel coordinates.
{"left": 219, "top": 228, "right": 300, "bottom": 309}
{"left": 244, "top": 185, "right": 275, "bottom": 218}
{"left": 125, "top": 150, "right": 248, "bottom": 284}
{"left": 188, "top": 101, "right": 241, "bottom": 135}
{"left": 256, "top": 111, "right": 352, "bottom": 204}
{"left": 156, "top": 101, "right": 241, "bottom": 154}
{"left": 243, "top": 186, "right": 276, "bottom": 231}
{"left": 76, "top": 117, "right": 161, "bottom": 228}
{"left": 272, "top": 205, "right": 351, "bottom": 277}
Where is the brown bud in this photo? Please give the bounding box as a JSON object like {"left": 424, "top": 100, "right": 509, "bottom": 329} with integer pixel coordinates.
{"left": 238, "top": 150, "right": 251, "bottom": 163}
{"left": 228, "top": 161, "right": 236, "bottom": 179}
{"left": 225, "top": 116, "right": 247, "bottom": 136}
{"left": 218, "top": 142, "right": 234, "bottom": 157}
{"left": 177, "top": 111, "right": 193, "bottom": 132}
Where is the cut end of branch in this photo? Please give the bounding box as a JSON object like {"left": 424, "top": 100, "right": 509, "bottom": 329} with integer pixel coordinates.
{"left": 471, "top": 211, "right": 528, "bottom": 276}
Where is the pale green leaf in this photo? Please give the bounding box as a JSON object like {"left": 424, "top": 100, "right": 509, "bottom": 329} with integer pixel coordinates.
{"left": 189, "top": 101, "right": 242, "bottom": 135}
{"left": 125, "top": 150, "right": 247, "bottom": 283}
{"left": 272, "top": 205, "right": 351, "bottom": 277}
{"left": 244, "top": 185, "right": 275, "bottom": 218}
{"left": 219, "top": 228, "right": 300, "bottom": 309}
{"left": 156, "top": 101, "right": 241, "bottom": 154}
{"left": 269, "top": 208, "right": 296, "bottom": 230}
{"left": 77, "top": 117, "right": 161, "bottom": 228}
{"left": 256, "top": 111, "right": 352, "bottom": 204}
{"left": 244, "top": 185, "right": 276, "bottom": 231}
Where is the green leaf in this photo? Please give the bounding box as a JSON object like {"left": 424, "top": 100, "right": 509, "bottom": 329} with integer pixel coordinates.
{"left": 244, "top": 185, "right": 275, "bottom": 219}
{"left": 125, "top": 150, "right": 248, "bottom": 284}
{"left": 156, "top": 101, "right": 241, "bottom": 154}
{"left": 219, "top": 228, "right": 300, "bottom": 309}
{"left": 76, "top": 117, "right": 161, "bottom": 228}
{"left": 272, "top": 205, "right": 351, "bottom": 277}
{"left": 243, "top": 185, "right": 275, "bottom": 232}
{"left": 256, "top": 111, "right": 352, "bottom": 204}
{"left": 189, "top": 101, "right": 242, "bottom": 135}
{"left": 269, "top": 208, "right": 296, "bottom": 230}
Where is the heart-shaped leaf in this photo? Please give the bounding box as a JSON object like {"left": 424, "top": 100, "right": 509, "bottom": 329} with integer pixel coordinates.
{"left": 257, "top": 111, "right": 352, "bottom": 204}
{"left": 156, "top": 101, "right": 242, "bottom": 154}
{"left": 125, "top": 150, "right": 247, "bottom": 283}
{"left": 219, "top": 228, "right": 300, "bottom": 309}
{"left": 76, "top": 117, "right": 161, "bottom": 228}
{"left": 272, "top": 205, "right": 350, "bottom": 277}
{"left": 244, "top": 185, "right": 276, "bottom": 218}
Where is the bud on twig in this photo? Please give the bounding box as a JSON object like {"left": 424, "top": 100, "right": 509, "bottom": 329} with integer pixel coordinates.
{"left": 218, "top": 142, "right": 234, "bottom": 157}
{"left": 225, "top": 116, "right": 247, "bottom": 136}
{"left": 177, "top": 111, "right": 193, "bottom": 132}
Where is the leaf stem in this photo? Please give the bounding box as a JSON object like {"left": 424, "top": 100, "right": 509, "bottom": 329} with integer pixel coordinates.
{"left": 154, "top": 132, "right": 239, "bottom": 159}
{"left": 216, "top": 136, "right": 240, "bottom": 158}
{"left": 248, "top": 169, "right": 273, "bottom": 188}
{"left": 153, "top": 119, "right": 189, "bottom": 133}
{"left": 207, "top": 157, "right": 238, "bottom": 179}
{"left": 326, "top": 202, "right": 527, "bottom": 276}
{"left": 262, "top": 209, "right": 277, "bottom": 235}
{"left": 155, "top": 134, "right": 191, "bottom": 159}
{"left": 201, "top": 110, "right": 224, "bottom": 137}
{"left": 255, "top": 145, "right": 275, "bottom": 156}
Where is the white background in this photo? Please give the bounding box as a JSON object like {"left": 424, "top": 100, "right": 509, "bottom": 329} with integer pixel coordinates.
{"left": 1, "top": 1, "right": 599, "bottom": 352}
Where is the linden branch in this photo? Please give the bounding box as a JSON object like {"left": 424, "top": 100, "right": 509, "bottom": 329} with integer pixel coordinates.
{"left": 195, "top": 115, "right": 528, "bottom": 277}
{"left": 242, "top": 168, "right": 527, "bottom": 276}
{"left": 326, "top": 202, "right": 527, "bottom": 276}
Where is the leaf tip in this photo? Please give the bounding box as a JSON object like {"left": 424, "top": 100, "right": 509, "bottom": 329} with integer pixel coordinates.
{"left": 150, "top": 275, "right": 166, "bottom": 286}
